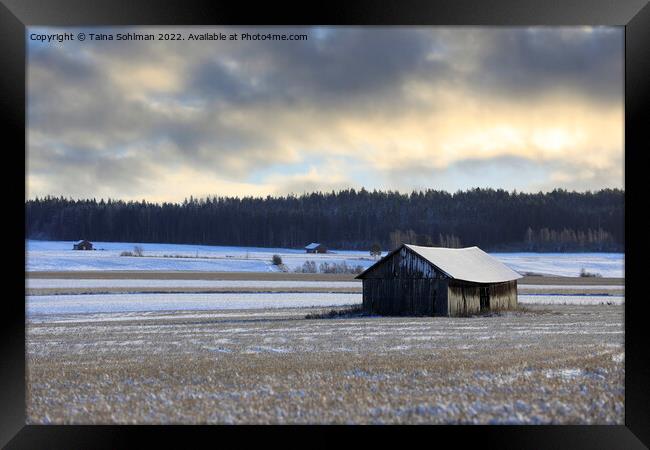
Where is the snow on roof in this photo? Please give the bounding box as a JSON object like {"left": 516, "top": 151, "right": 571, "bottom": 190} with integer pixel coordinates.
{"left": 305, "top": 243, "right": 323, "bottom": 249}
{"left": 357, "top": 244, "right": 522, "bottom": 283}
{"left": 404, "top": 244, "right": 522, "bottom": 283}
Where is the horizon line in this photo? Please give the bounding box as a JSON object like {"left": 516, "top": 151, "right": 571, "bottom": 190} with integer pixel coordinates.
{"left": 25, "top": 186, "right": 625, "bottom": 204}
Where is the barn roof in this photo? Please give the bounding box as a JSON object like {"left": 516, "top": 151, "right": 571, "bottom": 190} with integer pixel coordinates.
{"left": 357, "top": 244, "right": 522, "bottom": 283}
{"left": 305, "top": 242, "right": 324, "bottom": 249}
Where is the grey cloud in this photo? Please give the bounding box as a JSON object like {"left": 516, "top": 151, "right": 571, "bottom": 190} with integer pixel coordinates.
{"left": 27, "top": 26, "right": 623, "bottom": 199}
{"left": 181, "top": 27, "right": 448, "bottom": 112}
{"left": 28, "top": 143, "right": 152, "bottom": 198}
{"left": 28, "top": 45, "right": 286, "bottom": 178}
{"left": 188, "top": 62, "right": 263, "bottom": 104}
{"left": 468, "top": 28, "right": 623, "bottom": 103}
{"left": 29, "top": 48, "right": 148, "bottom": 138}
{"left": 260, "top": 28, "right": 435, "bottom": 99}
{"left": 178, "top": 27, "right": 622, "bottom": 115}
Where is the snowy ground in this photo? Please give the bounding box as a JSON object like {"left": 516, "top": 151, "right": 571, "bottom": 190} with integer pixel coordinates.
{"left": 26, "top": 292, "right": 361, "bottom": 316}
{"left": 24, "top": 241, "right": 626, "bottom": 424}
{"left": 25, "top": 278, "right": 623, "bottom": 291}
{"left": 493, "top": 252, "right": 624, "bottom": 278}
{"left": 25, "top": 258, "right": 625, "bottom": 424}
{"left": 25, "top": 240, "right": 380, "bottom": 273}
{"left": 26, "top": 291, "right": 623, "bottom": 317}
{"left": 26, "top": 304, "right": 624, "bottom": 424}
{"left": 26, "top": 240, "right": 624, "bottom": 277}
{"left": 25, "top": 278, "right": 361, "bottom": 289}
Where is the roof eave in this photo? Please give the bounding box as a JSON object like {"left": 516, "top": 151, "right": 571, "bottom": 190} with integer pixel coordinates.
{"left": 451, "top": 275, "right": 523, "bottom": 284}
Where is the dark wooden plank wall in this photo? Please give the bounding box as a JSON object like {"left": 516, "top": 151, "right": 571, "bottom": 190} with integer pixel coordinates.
{"left": 434, "top": 280, "right": 449, "bottom": 316}
{"left": 361, "top": 246, "right": 448, "bottom": 316}
{"left": 362, "top": 278, "right": 447, "bottom": 316}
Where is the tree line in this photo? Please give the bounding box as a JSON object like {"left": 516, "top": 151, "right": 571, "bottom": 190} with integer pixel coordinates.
{"left": 25, "top": 188, "right": 624, "bottom": 252}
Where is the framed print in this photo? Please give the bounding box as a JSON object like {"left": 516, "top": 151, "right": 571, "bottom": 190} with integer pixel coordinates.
{"left": 2, "top": 0, "right": 648, "bottom": 447}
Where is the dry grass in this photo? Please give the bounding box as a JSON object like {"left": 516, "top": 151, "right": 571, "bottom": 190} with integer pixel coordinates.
{"left": 26, "top": 304, "right": 624, "bottom": 425}
{"left": 305, "top": 305, "right": 365, "bottom": 319}
{"left": 469, "top": 304, "right": 557, "bottom": 317}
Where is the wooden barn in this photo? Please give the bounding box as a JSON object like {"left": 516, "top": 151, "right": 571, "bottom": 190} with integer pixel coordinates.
{"left": 73, "top": 240, "right": 93, "bottom": 250}
{"left": 305, "top": 243, "right": 327, "bottom": 254}
{"left": 356, "top": 244, "right": 522, "bottom": 317}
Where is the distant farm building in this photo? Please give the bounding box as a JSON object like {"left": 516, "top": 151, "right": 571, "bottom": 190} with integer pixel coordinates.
{"left": 73, "top": 240, "right": 93, "bottom": 250}
{"left": 305, "top": 243, "right": 327, "bottom": 254}
{"left": 356, "top": 244, "right": 522, "bottom": 317}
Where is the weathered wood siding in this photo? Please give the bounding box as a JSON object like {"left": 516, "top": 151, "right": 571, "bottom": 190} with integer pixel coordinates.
{"left": 488, "top": 280, "right": 518, "bottom": 310}
{"left": 447, "top": 280, "right": 518, "bottom": 316}
{"left": 447, "top": 281, "right": 482, "bottom": 316}
{"left": 361, "top": 246, "right": 447, "bottom": 316}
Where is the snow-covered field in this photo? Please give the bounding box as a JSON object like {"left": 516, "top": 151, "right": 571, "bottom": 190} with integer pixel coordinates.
{"left": 24, "top": 242, "right": 625, "bottom": 425}
{"left": 27, "top": 292, "right": 360, "bottom": 316}
{"left": 25, "top": 278, "right": 623, "bottom": 291}
{"left": 25, "top": 240, "right": 625, "bottom": 425}
{"left": 26, "top": 278, "right": 360, "bottom": 289}
{"left": 26, "top": 291, "right": 623, "bottom": 317}
{"left": 26, "top": 240, "right": 624, "bottom": 277}
{"left": 27, "top": 304, "right": 624, "bottom": 424}
{"left": 493, "top": 252, "right": 624, "bottom": 278}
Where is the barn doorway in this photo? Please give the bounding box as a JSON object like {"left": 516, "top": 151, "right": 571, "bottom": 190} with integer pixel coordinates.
{"left": 479, "top": 287, "right": 490, "bottom": 311}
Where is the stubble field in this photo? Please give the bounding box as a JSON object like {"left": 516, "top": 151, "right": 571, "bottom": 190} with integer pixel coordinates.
{"left": 27, "top": 303, "right": 624, "bottom": 424}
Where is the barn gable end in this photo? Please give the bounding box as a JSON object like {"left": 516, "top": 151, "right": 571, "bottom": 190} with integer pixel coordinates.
{"left": 358, "top": 246, "right": 450, "bottom": 316}
{"left": 358, "top": 245, "right": 445, "bottom": 280}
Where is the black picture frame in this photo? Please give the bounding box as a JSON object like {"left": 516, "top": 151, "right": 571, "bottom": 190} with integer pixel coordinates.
{"left": 2, "top": 0, "right": 648, "bottom": 447}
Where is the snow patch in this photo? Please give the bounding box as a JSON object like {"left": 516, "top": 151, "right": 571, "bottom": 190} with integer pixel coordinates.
{"left": 544, "top": 368, "right": 582, "bottom": 379}
{"left": 26, "top": 278, "right": 361, "bottom": 289}
{"left": 26, "top": 292, "right": 361, "bottom": 316}
{"left": 26, "top": 240, "right": 623, "bottom": 277}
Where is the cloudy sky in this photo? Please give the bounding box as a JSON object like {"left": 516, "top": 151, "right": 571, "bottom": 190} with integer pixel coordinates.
{"left": 27, "top": 26, "right": 623, "bottom": 202}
